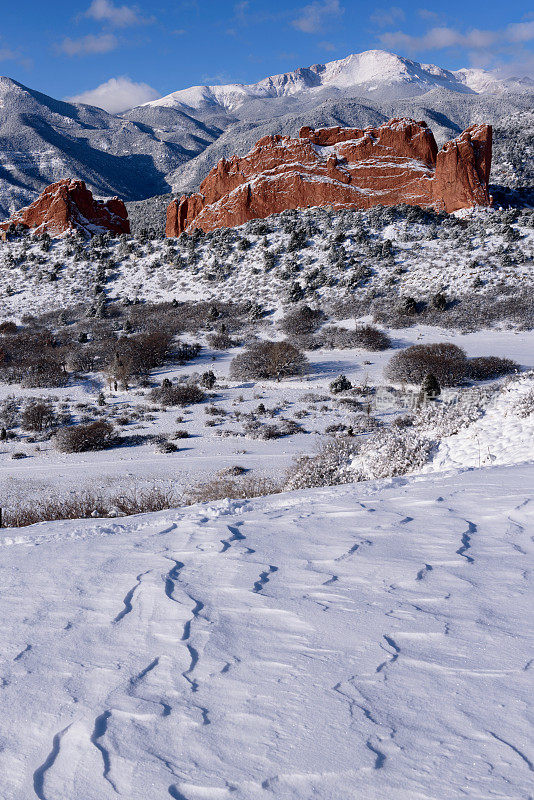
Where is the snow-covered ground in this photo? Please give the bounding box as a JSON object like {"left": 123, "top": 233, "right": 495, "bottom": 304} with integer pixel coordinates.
{"left": 0, "top": 205, "right": 533, "bottom": 798}
{"left": 1, "top": 325, "right": 532, "bottom": 503}
{"left": 0, "top": 462, "right": 532, "bottom": 799}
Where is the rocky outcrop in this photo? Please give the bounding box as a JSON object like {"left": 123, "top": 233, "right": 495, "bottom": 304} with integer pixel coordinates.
{"left": 432, "top": 124, "right": 492, "bottom": 213}
{"left": 0, "top": 179, "right": 130, "bottom": 237}
{"left": 166, "top": 118, "right": 492, "bottom": 235}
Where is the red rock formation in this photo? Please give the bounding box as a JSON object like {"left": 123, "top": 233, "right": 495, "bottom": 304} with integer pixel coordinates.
{"left": 432, "top": 124, "right": 492, "bottom": 213}
{"left": 166, "top": 118, "right": 492, "bottom": 235}
{"left": 0, "top": 179, "right": 130, "bottom": 237}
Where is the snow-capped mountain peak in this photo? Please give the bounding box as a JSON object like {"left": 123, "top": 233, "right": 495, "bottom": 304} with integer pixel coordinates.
{"left": 144, "top": 49, "right": 480, "bottom": 114}
{"left": 453, "top": 67, "right": 534, "bottom": 94}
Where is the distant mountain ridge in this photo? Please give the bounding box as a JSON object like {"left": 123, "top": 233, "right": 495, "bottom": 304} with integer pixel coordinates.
{"left": 0, "top": 50, "right": 532, "bottom": 218}
{"left": 144, "top": 50, "right": 532, "bottom": 115}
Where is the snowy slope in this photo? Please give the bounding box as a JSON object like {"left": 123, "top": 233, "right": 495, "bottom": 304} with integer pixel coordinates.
{"left": 454, "top": 68, "right": 534, "bottom": 94}
{"left": 0, "top": 463, "right": 532, "bottom": 799}
{"left": 428, "top": 374, "right": 534, "bottom": 471}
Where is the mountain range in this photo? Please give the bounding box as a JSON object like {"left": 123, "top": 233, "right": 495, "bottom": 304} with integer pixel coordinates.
{"left": 0, "top": 50, "right": 532, "bottom": 218}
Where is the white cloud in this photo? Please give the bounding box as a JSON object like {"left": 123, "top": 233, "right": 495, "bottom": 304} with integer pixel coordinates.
{"left": 85, "top": 0, "right": 152, "bottom": 27}
{"left": 506, "top": 21, "right": 534, "bottom": 43}
{"left": 0, "top": 46, "right": 18, "bottom": 61}
{"left": 369, "top": 6, "right": 405, "bottom": 28}
{"left": 418, "top": 9, "right": 442, "bottom": 22}
{"left": 0, "top": 40, "right": 31, "bottom": 68}
{"left": 379, "top": 21, "right": 534, "bottom": 53}
{"left": 292, "top": 0, "right": 344, "bottom": 34}
{"left": 68, "top": 76, "right": 160, "bottom": 112}
{"left": 57, "top": 33, "right": 118, "bottom": 56}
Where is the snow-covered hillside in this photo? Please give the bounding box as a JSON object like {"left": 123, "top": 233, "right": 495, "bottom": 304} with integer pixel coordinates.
{"left": 0, "top": 463, "right": 532, "bottom": 799}
{"left": 1, "top": 205, "right": 533, "bottom": 322}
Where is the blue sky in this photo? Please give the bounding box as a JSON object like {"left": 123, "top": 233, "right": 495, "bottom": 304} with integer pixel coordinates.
{"left": 1, "top": 1, "right": 533, "bottom": 111}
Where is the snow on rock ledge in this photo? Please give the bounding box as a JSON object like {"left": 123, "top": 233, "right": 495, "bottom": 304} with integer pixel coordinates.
{"left": 166, "top": 118, "right": 492, "bottom": 235}
{"left": 0, "top": 179, "right": 130, "bottom": 238}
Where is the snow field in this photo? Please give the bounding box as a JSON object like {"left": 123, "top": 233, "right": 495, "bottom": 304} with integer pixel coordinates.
{"left": 0, "top": 463, "right": 532, "bottom": 799}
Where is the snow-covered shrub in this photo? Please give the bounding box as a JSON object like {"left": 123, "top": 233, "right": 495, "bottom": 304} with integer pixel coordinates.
{"left": 243, "top": 418, "right": 302, "bottom": 439}
{"left": 54, "top": 421, "right": 115, "bottom": 453}
{"left": 109, "top": 331, "right": 174, "bottom": 379}
{"left": 511, "top": 389, "right": 534, "bottom": 418}
{"left": 21, "top": 364, "right": 69, "bottom": 389}
{"left": 385, "top": 343, "right": 468, "bottom": 386}
{"left": 175, "top": 342, "right": 202, "bottom": 364}
{"left": 352, "top": 429, "right": 434, "bottom": 480}
{"left": 230, "top": 341, "right": 308, "bottom": 381}
{"left": 285, "top": 437, "right": 359, "bottom": 490}
{"left": 155, "top": 438, "right": 179, "bottom": 454}
{"left": 0, "top": 397, "right": 20, "bottom": 428}
{"left": 21, "top": 400, "right": 57, "bottom": 432}
{"left": 353, "top": 325, "right": 391, "bottom": 351}
{"left": 413, "top": 387, "right": 496, "bottom": 438}
{"left": 67, "top": 343, "right": 107, "bottom": 373}
{"left": 207, "top": 332, "right": 236, "bottom": 349}
{"left": 329, "top": 375, "right": 352, "bottom": 394}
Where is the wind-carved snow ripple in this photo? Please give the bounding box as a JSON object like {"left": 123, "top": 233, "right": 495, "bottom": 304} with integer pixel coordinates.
{"left": 163, "top": 556, "right": 209, "bottom": 718}
{"left": 489, "top": 731, "right": 534, "bottom": 772}
{"left": 33, "top": 725, "right": 72, "bottom": 800}
{"left": 220, "top": 523, "right": 255, "bottom": 555}
{"left": 252, "top": 565, "right": 279, "bottom": 593}
{"left": 376, "top": 635, "right": 401, "bottom": 674}
{"left": 112, "top": 570, "right": 150, "bottom": 623}
{"left": 416, "top": 564, "right": 433, "bottom": 581}
{"left": 126, "top": 656, "right": 172, "bottom": 717}
{"left": 456, "top": 520, "right": 476, "bottom": 564}
{"left": 335, "top": 539, "right": 372, "bottom": 562}
{"left": 333, "top": 680, "right": 391, "bottom": 770}
{"left": 90, "top": 710, "right": 118, "bottom": 793}
{"left": 164, "top": 559, "right": 186, "bottom": 602}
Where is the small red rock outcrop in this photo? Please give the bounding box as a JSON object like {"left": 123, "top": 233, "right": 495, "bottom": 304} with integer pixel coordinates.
{"left": 166, "top": 118, "right": 492, "bottom": 235}
{"left": 0, "top": 179, "right": 130, "bottom": 237}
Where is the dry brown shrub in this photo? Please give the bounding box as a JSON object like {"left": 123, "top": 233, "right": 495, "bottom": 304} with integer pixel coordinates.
{"left": 230, "top": 341, "right": 307, "bottom": 381}
{"left": 385, "top": 343, "right": 468, "bottom": 386}
{"left": 54, "top": 421, "right": 115, "bottom": 453}
{"left": 149, "top": 384, "right": 205, "bottom": 406}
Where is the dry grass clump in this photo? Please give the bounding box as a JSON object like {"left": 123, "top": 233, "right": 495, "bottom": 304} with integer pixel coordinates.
{"left": 1, "top": 486, "right": 180, "bottom": 528}
{"left": 183, "top": 475, "right": 280, "bottom": 505}
{"left": 2, "top": 492, "right": 111, "bottom": 527}
{"left": 111, "top": 486, "right": 180, "bottom": 515}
